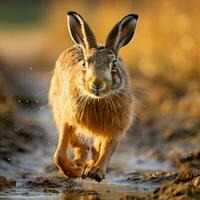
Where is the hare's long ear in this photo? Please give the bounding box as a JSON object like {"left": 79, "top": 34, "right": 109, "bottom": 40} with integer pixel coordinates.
{"left": 67, "top": 11, "right": 97, "bottom": 50}
{"left": 105, "top": 14, "right": 138, "bottom": 54}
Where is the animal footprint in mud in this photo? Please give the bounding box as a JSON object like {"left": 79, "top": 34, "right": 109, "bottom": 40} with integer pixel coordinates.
{"left": 83, "top": 165, "right": 105, "bottom": 182}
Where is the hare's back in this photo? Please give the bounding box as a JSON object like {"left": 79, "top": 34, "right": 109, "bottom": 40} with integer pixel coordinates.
{"left": 49, "top": 45, "right": 82, "bottom": 108}
{"left": 49, "top": 45, "right": 83, "bottom": 98}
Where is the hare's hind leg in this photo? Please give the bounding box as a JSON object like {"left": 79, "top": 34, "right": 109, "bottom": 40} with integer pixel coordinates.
{"left": 70, "top": 135, "right": 89, "bottom": 168}
{"left": 54, "top": 124, "right": 82, "bottom": 178}
{"left": 83, "top": 138, "right": 117, "bottom": 182}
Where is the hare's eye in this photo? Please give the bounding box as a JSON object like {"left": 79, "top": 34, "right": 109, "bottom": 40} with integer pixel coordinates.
{"left": 111, "top": 60, "right": 117, "bottom": 72}
{"left": 82, "top": 61, "right": 86, "bottom": 71}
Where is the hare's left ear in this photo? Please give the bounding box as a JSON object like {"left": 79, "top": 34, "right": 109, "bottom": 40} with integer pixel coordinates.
{"left": 105, "top": 14, "right": 138, "bottom": 54}
{"left": 67, "top": 11, "right": 97, "bottom": 51}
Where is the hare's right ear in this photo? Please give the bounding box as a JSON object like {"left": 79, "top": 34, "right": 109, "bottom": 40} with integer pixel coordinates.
{"left": 105, "top": 14, "right": 138, "bottom": 55}
{"left": 67, "top": 11, "right": 97, "bottom": 51}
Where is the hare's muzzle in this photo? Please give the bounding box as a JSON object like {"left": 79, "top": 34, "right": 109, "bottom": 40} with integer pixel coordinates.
{"left": 90, "top": 77, "right": 106, "bottom": 96}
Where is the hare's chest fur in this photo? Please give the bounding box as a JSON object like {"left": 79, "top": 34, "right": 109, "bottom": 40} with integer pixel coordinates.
{"left": 69, "top": 91, "right": 133, "bottom": 138}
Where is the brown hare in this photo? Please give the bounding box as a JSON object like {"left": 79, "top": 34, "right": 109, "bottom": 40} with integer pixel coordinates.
{"left": 49, "top": 11, "right": 138, "bottom": 182}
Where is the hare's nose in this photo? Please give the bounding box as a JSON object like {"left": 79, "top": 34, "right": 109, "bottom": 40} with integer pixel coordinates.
{"left": 90, "top": 78, "right": 104, "bottom": 90}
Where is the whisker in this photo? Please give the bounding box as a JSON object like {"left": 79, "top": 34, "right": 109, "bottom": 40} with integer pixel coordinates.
{"left": 34, "top": 89, "right": 49, "bottom": 98}
{"left": 112, "top": 94, "right": 121, "bottom": 108}
{"left": 104, "top": 97, "right": 109, "bottom": 110}
{"left": 115, "top": 93, "right": 127, "bottom": 105}
{"left": 117, "top": 90, "right": 132, "bottom": 100}
{"left": 109, "top": 96, "right": 116, "bottom": 112}
{"left": 76, "top": 93, "right": 85, "bottom": 120}
{"left": 132, "top": 95, "right": 145, "bottom": 106}
{"left": 107, "top": 96, "right": 111, "bottom": 110}
{"left": 132, "top": 87, "right": 149, "bottom": 94}
{"left": 80, "top": 96, "right": 87, "bottom": 120}
{"left": 122, "top": 87, "right": 146, "bottom": 106}
{"left": 107, "top": 96, "right": 112, "bottom": 110}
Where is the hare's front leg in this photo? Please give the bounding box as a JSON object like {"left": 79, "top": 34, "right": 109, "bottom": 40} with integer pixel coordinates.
{"left": 70, "top": 135, "right": 89, "bottom": 168}
{"left": 83, "top": 138, "right": 117, "bottom": 182}
{"left": 83, "top": 139, "right": 101, "bottom": 177}
{"left": 54, "top": 124, "right": 82, "bottom": 178}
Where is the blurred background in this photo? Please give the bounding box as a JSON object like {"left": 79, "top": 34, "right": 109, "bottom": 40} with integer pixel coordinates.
{"left": 0, "top": 0, "right": 200, "bottom": 199}
{"left": 0, "top": 0, "right": 199, "bottom": 76}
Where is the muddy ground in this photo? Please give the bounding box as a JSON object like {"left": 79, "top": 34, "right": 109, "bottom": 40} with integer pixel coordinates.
{"left": 0, "top": 65, "right": 200, "bottom": 200}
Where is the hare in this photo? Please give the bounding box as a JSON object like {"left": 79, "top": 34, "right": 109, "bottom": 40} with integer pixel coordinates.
{"left": 49, "top": 11, "right": 138, "bottom": 182}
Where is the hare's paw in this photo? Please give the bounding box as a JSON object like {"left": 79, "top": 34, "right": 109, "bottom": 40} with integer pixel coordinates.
{"left": 82, "top": 165, "right": 105, "bottom": 182}
{"left": 82, "top": 159, "right": 95, "bottom": 178}
{"left": 68, "top": 161, "right": 83, "bottom": 178}
{"left": 54, "top": 156, "right": 82, "bottom": 178}
{"left": 72, "top": 158, "right": 85, "bottom": 168}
